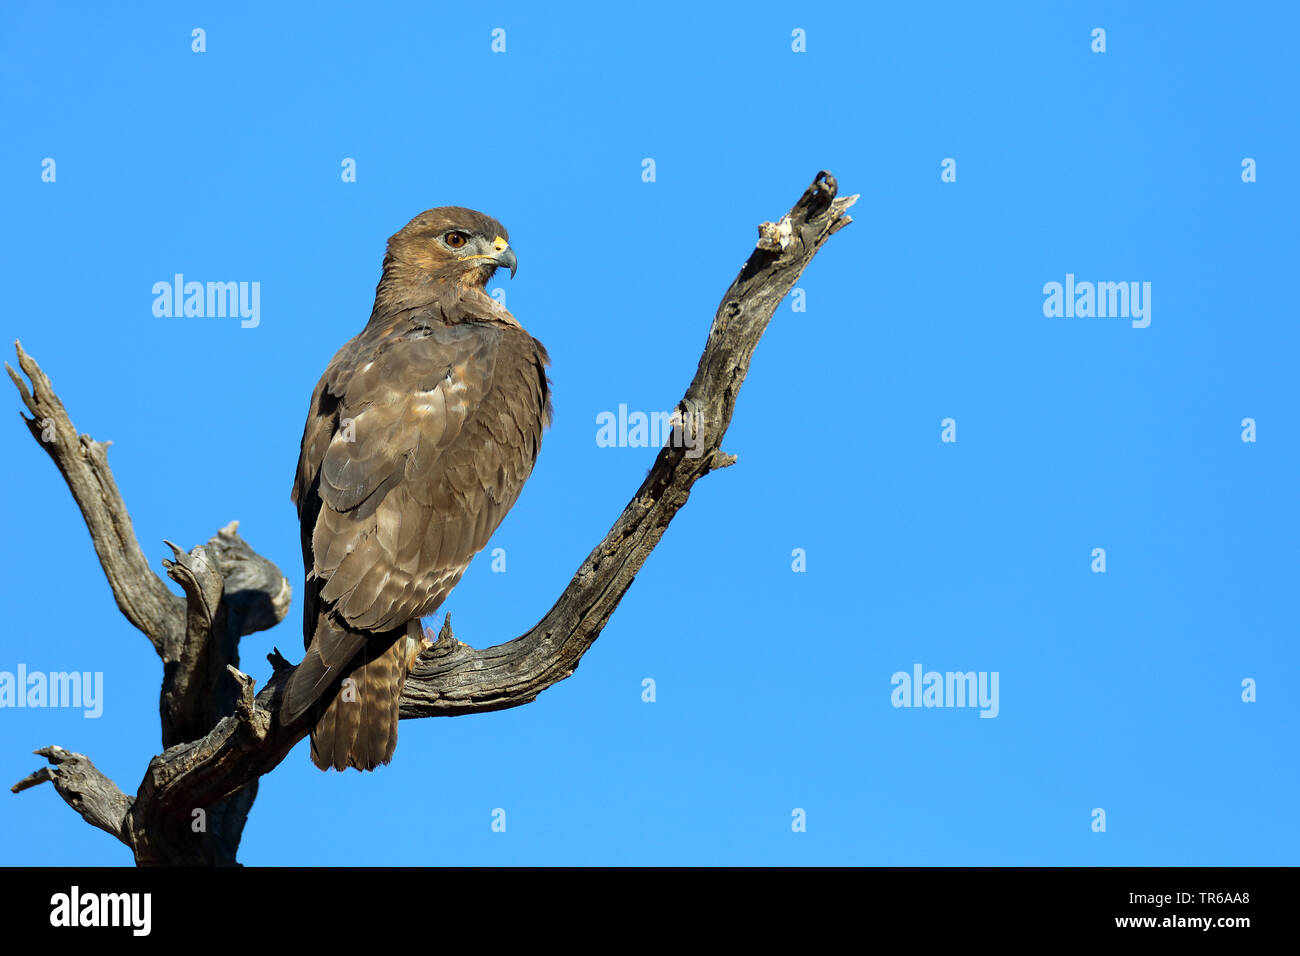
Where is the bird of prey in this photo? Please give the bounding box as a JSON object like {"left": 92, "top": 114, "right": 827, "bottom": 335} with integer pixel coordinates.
{"left": 282, "top": 207, "right": 552, "bottom": 771}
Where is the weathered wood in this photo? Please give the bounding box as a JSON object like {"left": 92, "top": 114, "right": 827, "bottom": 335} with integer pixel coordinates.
{"left": 7, "top": 346, "right": 185, "bottom": 655}
{"left": 11, "top": 747, "right": 133, "bottom": 847}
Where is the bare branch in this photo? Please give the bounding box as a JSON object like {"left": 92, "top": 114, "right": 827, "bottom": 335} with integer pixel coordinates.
{"left": 207, "top": 521, "right": 293, "bottom": 639}
{"left": 399, "top": 171, "right": 857, "bottom": 716}
{"left": 11, "top": 746, "right": 133, "bottom": 849}
{"left": 159, "top": 538, "right": 230, "bottom": 747}
{"left": 7, "top": 342, "right": 184, "bottom": 655}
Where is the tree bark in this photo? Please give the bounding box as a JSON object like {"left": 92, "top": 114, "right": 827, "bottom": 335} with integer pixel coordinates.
{"left": 8, "top": 171, "right": 857, "bottom": 865}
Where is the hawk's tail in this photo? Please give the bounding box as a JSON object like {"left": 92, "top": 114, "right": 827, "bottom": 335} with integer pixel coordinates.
{"left": 283, "top": 612, "right": 421, "bottom": 772}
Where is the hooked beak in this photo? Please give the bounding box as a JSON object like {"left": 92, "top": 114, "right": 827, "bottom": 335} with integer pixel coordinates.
{"left": 457, "top": 235, "right": 517, "bottom": 279}
{"left": 495, "top": 244, "right": 518, "bottom": 279}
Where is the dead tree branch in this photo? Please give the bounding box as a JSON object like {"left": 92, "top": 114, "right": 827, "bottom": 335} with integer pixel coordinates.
{"left": 9, "top": 170, "right": 856, "bottom": 865}
{"left": 11, "top": 746, "right": 133, "bottom": 848}
{"left": 7, "top": 341, "right": 292, "bottom": 864}
{"left": 6, "top": 351, "right": 184, "bottom": 655}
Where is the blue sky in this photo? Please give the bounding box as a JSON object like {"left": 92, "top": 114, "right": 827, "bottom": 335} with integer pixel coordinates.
{"left": 1, "top": 1, "right": 1296, "bottom": 865}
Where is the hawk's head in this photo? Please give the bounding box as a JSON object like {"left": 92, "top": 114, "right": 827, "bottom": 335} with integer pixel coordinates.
{"left": 385, "top": 206, "right": 517, "bottom": 290}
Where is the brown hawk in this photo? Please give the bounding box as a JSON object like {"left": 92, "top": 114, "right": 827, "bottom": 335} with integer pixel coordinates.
{"left": 281, "top": 207, "right": 552, "bottom": 771}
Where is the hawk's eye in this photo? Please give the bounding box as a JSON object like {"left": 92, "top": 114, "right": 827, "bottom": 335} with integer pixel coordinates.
{"left": 444, "top": 231, "right": 470, "bottom": 249}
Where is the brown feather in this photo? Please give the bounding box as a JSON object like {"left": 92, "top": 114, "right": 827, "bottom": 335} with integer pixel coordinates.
{"left": 308, "top": 620, "right": 422, "bottom": 771}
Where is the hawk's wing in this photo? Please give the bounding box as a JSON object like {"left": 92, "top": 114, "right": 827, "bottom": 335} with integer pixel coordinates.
{"left": 297, "top": 319, "right": 512, "bottom": 626}
{"left": 286, "top": 312, "right": 549, "bottom": 725}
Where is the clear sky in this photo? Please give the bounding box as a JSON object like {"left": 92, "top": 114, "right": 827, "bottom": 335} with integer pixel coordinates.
{"left": 1, "top": 1, "right": 1295, "bottom": 866}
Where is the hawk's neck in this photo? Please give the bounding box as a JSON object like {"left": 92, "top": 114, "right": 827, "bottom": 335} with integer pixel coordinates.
{"left": 369, "top": 269, "right": 522, "bottom": 332}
